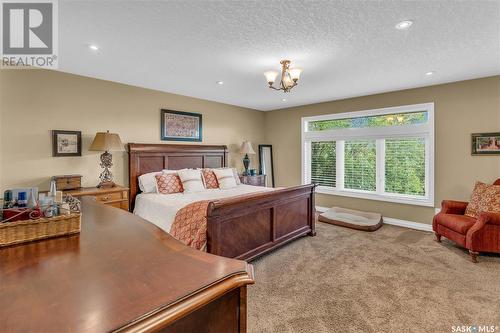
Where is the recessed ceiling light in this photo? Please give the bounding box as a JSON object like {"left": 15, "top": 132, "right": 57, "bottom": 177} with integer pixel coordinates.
{"left": 281, "top": 98, "right": 287, "bottom": 102}
{"left": 395, "top": 20, "right": 413, "bottom": 30}
{"left": 216, "top": 81, "right": 224, "bottom": 85}
{"left": 425, "top": 71, "right": 435, "bottom": 76}
{"left": 88, "top": 44, "right": 99, "bottom": 51}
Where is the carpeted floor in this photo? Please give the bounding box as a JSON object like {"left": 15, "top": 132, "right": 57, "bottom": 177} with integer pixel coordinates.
{"left": 248, "top": 222, "right": 500, "bottom": 333}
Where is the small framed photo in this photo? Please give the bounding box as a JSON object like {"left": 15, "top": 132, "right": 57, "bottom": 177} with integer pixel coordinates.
{"left": 161, "top": 109, "right": 202, "bottom": 142}
{"left": 52, "top": 130, "right": 82, "bottom": 157}
{"left": 471, "top": 132, "right": 500, "bottom": 155}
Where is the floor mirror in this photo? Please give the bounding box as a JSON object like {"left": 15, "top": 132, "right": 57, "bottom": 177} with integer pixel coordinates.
{"left": 258, "top": 144, "right": 275, "bottom": 187}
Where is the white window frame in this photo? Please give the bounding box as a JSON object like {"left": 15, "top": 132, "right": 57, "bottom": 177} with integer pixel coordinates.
{"left": 302, "top": 103, "right": 435, "bottom": 207}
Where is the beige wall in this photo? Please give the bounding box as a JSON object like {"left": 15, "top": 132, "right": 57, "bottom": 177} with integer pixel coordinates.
{"left": 264, "top": 76, "right": 500, "bottom": 224}
{"left": 2, "top": 70, "right": 499, "bottom": 225}
{"left": 0, "top": 69, "right": 264, "bottom": 191}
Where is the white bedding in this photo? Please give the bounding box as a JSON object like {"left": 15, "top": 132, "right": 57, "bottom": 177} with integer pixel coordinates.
{"left": 134, "top": 184, "right": 274, "bottom": 233}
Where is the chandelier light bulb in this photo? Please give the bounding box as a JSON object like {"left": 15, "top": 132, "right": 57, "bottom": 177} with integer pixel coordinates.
{"left": 264, "top": 71, "right": 279, "bottom": 85}
{"left": 289, "top": 67, "right": 302, "bottom": 81}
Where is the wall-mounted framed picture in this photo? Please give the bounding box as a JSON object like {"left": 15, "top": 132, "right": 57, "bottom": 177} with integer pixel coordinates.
{"left": 161, "top": 109, "right": 202, "bottom": 142}
{"left": 52, "top": 130, "right": 82, "bottom": 157}
{"left": 471, "top": 132, "right": 500, "bottom": 155}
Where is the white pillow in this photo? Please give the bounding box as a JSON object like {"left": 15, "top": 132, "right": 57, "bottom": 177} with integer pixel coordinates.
{"left": 138, "top": 171, "right": 161, "bottom": 193}
{"left": 211, "top": 168, "right": 241, "bottom": 185}
{"left": 177, "top": 169, "right": 205, "bottom": 193}
{"left": 213, "top": 168, "right": 238, "bottom": 189}
{"left": 138, "top": 170, "right": 176, "bottom": 193}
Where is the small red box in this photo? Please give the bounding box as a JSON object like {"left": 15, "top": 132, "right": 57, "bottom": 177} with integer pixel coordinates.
{"left": 2, "top": 209, "right": 31, "bottom": 222}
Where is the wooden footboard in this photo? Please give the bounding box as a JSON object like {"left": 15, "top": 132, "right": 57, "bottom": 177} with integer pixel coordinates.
{"left": 206, "top": 184, "right": 316, "bottom": 261}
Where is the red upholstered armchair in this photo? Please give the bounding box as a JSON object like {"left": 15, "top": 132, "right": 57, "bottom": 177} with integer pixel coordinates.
{"left": 433, "top": 179, "right": 500, "bottom": 262}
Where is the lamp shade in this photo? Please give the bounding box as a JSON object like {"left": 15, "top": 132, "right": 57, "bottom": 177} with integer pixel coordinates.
{"left": 264, "top": 71, "right": 279, "bottom": 84}
{"left": 240, "top": 141, "right": 256, "bottom": 155}
{"left": 289, "top": 67, "right": 302, "bottom": 81}
{"left": 89, "top": 131, "right": 124, "bottom": 152}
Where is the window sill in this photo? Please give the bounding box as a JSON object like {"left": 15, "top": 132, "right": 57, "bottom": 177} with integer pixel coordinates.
{"left": 315, "top": 186, "right": 434, "bottom": 207}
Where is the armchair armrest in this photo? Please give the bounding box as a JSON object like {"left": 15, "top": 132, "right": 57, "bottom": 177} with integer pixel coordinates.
{"left": 466, "top": 212, "right": 500, "bottom": 251}
{"left": 440, "top": 200, "right": 468, "bottom": 215}
{"left": 478, "top": 211, "right": 500, "bottom": 226}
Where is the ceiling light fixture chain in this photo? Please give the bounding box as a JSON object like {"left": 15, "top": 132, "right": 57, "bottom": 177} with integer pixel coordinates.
{"left": 264, "top": 59, "right": 302, "bottom": 93}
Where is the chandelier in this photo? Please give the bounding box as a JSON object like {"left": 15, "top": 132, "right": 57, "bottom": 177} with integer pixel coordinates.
{"left": 264, "top": 60, "right": 302, "bottom": 93}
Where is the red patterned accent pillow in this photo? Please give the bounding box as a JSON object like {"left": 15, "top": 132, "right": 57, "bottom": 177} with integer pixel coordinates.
{"left": 155, "top": 173, "right": 183, "bottom": 194}
{"left": 465, "top": 182, "right": 500, "bottom": 218}
{"left": 201, "top": 169, "right": 219, "bottom": 189}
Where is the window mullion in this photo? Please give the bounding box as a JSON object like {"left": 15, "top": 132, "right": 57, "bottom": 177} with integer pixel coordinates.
{"left": 336, "top": 140, "right": 344, "bottom": 190}
{"left": 424, "top": 136, "right": 430, "bottom": 197}
{"left": 376, "top": 139, "right": 385, "bottom": 195}
{"left": 303, "top": 140, "right": 310, "bottom": 184}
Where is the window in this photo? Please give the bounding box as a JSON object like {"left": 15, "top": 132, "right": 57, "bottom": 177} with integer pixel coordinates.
{"left": 302, "top": 103, "right": 434, "bottom": 206}
{"left": 310, "top": 141, "right": 336, "bottom": 187}
{"left": 344, "top": 140, "right": 376, "bottom": 191}
{"left": 384, "top": 138, "right": 426, "bottom": 196}
{"left": 307, "top": 111, "right": 428, "bottom": 131}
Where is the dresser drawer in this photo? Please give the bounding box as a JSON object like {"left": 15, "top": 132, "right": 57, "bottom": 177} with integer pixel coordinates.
{"left": 64, "top": 186, "right": 130, "bottom": 212}
{"left": 106, "top": 200, "right": 129, "bottom": 211}
{"left": 95, "top": 191, "right": 125, "bottom": 203}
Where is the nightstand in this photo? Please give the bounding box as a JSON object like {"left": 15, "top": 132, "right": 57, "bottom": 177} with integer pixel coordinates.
{"left": 239, "top": 174, "right": 266, "bottom": 187}
{"left": 64, "top": 186, "right": 129, "bottom": 211}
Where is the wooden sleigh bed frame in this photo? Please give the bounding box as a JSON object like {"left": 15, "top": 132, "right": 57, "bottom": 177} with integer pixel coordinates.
{"left": 128, "top": 143, "right": 316, "bottom": 261}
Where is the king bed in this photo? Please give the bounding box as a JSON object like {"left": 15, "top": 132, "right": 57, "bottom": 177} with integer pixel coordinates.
{"left": 129, "top": 143, "right": 316, "bottom": 261}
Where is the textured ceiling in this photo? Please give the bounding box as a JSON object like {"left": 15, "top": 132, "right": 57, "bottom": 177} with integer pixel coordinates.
{"left": 59, "top": 1, "right": 500, "bottom": 111}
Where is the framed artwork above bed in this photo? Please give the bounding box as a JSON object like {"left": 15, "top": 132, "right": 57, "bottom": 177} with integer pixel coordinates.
{"left": 161, "top": 109, "right": 202, "bottom": 142}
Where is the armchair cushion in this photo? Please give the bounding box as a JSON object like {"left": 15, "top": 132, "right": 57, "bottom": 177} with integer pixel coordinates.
{"left": 437, "top": 214, "right": 477, "bottom": 234}
{"left": 465, "top": 182, "right": 500, "bottom": 218}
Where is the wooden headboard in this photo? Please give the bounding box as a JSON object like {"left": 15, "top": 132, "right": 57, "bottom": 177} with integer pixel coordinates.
{"left": 128, "top": 143, "right": 228, "bottom": 210}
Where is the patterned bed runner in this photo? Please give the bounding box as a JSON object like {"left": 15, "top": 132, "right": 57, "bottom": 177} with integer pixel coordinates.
{"left": 170, "top": 200, "right": 211, "bottom": 250}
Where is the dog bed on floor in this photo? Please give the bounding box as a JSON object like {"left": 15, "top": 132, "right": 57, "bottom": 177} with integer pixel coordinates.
{"left": 318, "top": 207, "right": 383, "bottom": 231}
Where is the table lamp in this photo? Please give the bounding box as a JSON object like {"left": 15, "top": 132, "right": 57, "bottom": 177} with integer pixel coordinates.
{"left": 89, "top": 130, "right": 125, "bottom": 188}
{"left": 240, "top": 141, "right": 256, "bottom": 176}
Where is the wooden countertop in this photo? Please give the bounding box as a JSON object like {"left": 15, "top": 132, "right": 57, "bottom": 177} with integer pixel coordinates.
{"left": 0, "top": 197, "right": 254, "bottom": 332}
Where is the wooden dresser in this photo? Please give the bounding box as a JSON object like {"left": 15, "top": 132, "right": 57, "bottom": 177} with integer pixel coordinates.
{"left": 64, "top": 185, "right": 129, "bottom": 211}
{"left": 0, "top": 198, "right": 254, "bottom": 332}
{"left": 239, "top": 174, "right": 266, "bottom": 187}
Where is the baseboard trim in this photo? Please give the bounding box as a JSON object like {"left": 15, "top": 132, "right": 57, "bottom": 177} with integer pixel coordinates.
{"left": 382, "top": 217, "right": 433, "bottom": 232}
{"left": 315, "top": 206, "right": 433, "bottom": 232}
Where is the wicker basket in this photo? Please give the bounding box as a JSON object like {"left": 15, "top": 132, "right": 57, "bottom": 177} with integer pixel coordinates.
{"left": 0, "top": 213, "right": 81, "bottom": 247}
